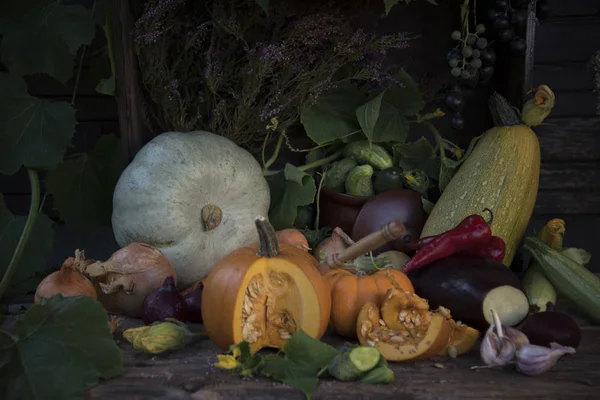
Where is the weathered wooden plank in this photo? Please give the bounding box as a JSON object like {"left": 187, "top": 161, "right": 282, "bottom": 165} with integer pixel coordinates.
{"left": 534, "top": 190, "right": 600, "bottom": 215}
{"left": 539, "top": 162, "right": 600, "bottom": 190}
{"left": 545, "top": 0, "right": 600, "bottom": 17}
{"left": 533, "top": 62, "right": 595, "bottom": 92}
{"left": 545, "top": 91, "right": 598, "bottom": 117}
{"left": 83, "top": 326, "right": 600, "bottom": 400}
{"left": 535, "top": 16, "right": 600, "bottom": 63}
{"left": 536, "top": 117, "right": 600, "bottom": 161}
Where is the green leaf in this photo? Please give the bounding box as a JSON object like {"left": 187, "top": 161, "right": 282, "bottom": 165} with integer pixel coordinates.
{"left": 356, "top": 92, "right": 384, "bottom": 144}
{"left": 0, "top": 295, "right": 124, "bottom": 400}
{"left": 383, "top": 0, "right": 401, "bottom": 15}
{"left": 371, "top": 102, "right": 410, "bottom": 143}
{"left": 267, "top": 164, "right": 317, "bottom": 230}
{"left": 384, "top": 69, "right": 426, "bottom": 116}
{"left": 284, "top": 330, "right": 340, "bottom": 373}
{"left": 0, "top": 194, "right": 54, "bottom": 295}
{"left": 46, "top": 134, "right": 123, "bottom": 237}
{"left": 0, "top": 73, "right": 77, "bottom": 175}
{"left": 300, "top": 83, "right": 366, "bottom": 145}
{"left": 0, "top": 0, "right": 96, "bottom": 83}
{"left": 261, "top": 356, "right": 318, "bottom": 400}
{"left": 393, "top": 137, "right": 439, "bottom": 180}
{"left": 255, "top": 0, "right": 269, "bottom": 15}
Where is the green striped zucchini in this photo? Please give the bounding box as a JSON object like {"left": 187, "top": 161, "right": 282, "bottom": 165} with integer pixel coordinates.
{"left": 524, "top": 236, "right": 600, "bottom": 323}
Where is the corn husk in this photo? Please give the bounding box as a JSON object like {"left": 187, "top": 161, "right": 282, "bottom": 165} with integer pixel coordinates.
{"left": 521, "top": 85, "right": 555, "bottom": 127}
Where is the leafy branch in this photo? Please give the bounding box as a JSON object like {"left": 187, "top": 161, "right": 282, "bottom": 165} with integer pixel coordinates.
{"left": 0, "top": 0, "right": 119, "bottom": 297}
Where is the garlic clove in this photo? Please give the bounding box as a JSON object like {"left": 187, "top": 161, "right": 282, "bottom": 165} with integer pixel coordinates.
{"left": 479, "top": 309, "right": 517, "bottom": 367}
{"left": 515, "top": 343, "right": 576, "bottom": 376}
{"left": 503, "top": 326, "right": 530, "bottom": 350}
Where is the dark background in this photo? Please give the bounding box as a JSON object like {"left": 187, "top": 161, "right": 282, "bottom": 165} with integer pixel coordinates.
{"left": 0, "top": 0, "right": 598, "bottom": 275}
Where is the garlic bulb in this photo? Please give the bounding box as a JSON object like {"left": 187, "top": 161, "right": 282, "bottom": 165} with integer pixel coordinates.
{"left": 516, "top": 342, "right": 576, "bottom": 376}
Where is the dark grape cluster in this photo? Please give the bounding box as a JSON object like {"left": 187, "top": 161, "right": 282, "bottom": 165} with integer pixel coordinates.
{"left": 445, "top": 23, "right": 496, "bottom": 130}
{"left": 486, "top": 0, "right": 532, "bottom": 54}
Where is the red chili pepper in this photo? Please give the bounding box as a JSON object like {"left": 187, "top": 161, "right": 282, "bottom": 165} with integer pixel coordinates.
{"left": 459, "top": 235, "right": 506, "bottom": 262}
{"left": 402, "top": 213, "right": 492, "bottom": 274}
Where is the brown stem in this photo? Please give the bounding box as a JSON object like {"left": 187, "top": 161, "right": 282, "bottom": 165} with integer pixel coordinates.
{"left": 202, "top": 204, "right": 223, "bottom": 231}
{"left": 255, "top": 216, "right": 280, "bottom": 257}
{"left": 488, "top": 92, "right": 521, "bottom": 126}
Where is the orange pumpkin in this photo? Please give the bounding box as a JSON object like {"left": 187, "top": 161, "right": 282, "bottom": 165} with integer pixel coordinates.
{"left": 356, "top": 288, "right": 452, "bottom": 362}
{"left": 276, "top": 228, "right": 310, "bottom": 251}
{"left": 324, "top": 263, "right": 414, "bottom": 339}
{"left": 202, "top": 216, "right": 331, "bottom": 353}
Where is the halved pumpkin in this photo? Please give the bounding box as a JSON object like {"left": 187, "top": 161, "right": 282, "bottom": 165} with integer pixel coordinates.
{"left": 437, "top": 319, "right": 480, "bottom": 357}
{"left": 356, "top": 288, "right": 451, "bottom": 362}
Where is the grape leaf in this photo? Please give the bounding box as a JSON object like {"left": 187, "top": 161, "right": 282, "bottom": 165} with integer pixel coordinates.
{"left": 0, "top": 194, "right": 54, "bottom": 295}
{"left": 261, "top": 356, "right": 319, "bottom": 400}
{"left": 300, "top": 83, "right": 366, "bottom": 145}
{"left": 0, "top": 73, "right": 77, "bottom": 175}
{"left": 260, "top": 330, "right": 340, "bottom": 399}
{"left": 357, "top": 91, "right": 410, "bottom": 144}
{"left": 356, "top": 92, "right": 384, "bottom": 143}
{"left": 0, "top": 295, "right": 123, "bottom": 400}
{"left": 383, "top": 0, "right": 401, "bottom": 15}
{"left": 267, "top": 164, "right": 317, "bottom": 230}
{"left": 94, "top": 13, "right": 116, "bottom": 96}
{"left": 393, "top": 137, "right": 440, "bottom": 180}
{"left": 0, "top": 0, "right": 96, "bottom": 83}
{"left": 46, "top": 134, "right": 122, "bottom": 237}
{"left": 283, "top": 330, "right": 340, "bottom": 372}
{"left": 384, "top": 69, "right": 426, "bottom": 116}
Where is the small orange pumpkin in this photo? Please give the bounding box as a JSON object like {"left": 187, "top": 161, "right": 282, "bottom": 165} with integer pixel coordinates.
{"left": 276, "top": 228, "right": 310, "bottom": 251}
{"left": 324, "top": 260, "right": 414, "bottom": 339}
{"left": 202, "top": 216, "right": 331, "bottom": 353}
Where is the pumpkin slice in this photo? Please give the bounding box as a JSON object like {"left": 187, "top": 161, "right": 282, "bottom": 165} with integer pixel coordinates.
{"left": 356, "top": 289, "right": 451, "bottom": 362}
{"left": 202, "top": 217, "right": 331, "bottom": 353}
{"left": 437, "top": 319, "right": 480, "bottom": 357}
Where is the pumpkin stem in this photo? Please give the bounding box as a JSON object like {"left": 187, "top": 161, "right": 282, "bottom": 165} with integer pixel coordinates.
{"left": 255, "top": 216, "right": 280, "bottom": 257}
{"left": 202, "top": 204, "right": 223, "bottom": 231}
{"left": 488, "top": 92, "right": 521, "bottom": 127}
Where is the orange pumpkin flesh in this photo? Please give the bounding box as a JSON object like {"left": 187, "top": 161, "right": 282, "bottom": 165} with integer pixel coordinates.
{"left": 437, "top": 319, "right": 480, "bottom": 357}
{"left": 202, "top": 217, "right": 331, "bottom": 354}
{"left": 325, "top": 267, "right": 414, "bottom": 339}
{"left": 356, "top": 288, "right": 451, "bottom": 362}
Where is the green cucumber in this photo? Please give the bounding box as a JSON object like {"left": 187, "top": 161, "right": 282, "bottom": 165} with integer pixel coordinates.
{"left": 324, "top": 157, "right": 357, "bottom": 192}
{"left": 327, "top": 346, "right": 381, "bottom": 381}
{"left": 524, "top": 237, "right": 600, "bottom": 323}
{"left": 342, "top": 141, "right": 393, "bottom": 170}
{"left": 373, "top": 167, "right": 404, "bottom": 194}
{"left": 345, "top": 165, "right": 374, "bottom": 196}
{"left": 293, "top": 205, "right": 314, "bottom": 229}
{"left": 358, "top": 366, "right": 395, "bottom": 384}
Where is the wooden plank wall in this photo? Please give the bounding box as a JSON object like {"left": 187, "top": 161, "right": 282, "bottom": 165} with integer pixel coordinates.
{"left": 526, "top": 0, "right": 600, "bottom": 272}
{"left": 1, "top": 0, "right": 599, "bottom": 273}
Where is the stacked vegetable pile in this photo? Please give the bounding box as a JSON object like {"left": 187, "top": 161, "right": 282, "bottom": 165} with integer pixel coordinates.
{"left": 22, "top": 85, "right": 600, "bottom": 400}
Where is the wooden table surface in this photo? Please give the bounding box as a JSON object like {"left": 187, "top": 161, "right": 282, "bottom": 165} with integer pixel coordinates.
{"left": 86, "top": 319, "right": 600, "bottom": 400}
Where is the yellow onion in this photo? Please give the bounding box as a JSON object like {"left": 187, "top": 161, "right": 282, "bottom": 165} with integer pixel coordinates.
{"left": 34, "top": 250, "right": 97, "bottom": 303}
{"left": 78, "top": 243, "right": 177, "bottom": 318}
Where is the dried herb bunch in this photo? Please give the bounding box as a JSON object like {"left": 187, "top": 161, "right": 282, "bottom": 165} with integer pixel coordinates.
{"left": 134, "top": 0, "right": 415, "bottom": 153}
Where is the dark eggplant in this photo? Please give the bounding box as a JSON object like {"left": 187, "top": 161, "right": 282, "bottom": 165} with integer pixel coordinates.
{"left": 407, "top": 255, "right": 530, "bottom": 331}
{"left": 519, "top": 304, "right": 581, "bottom": 348}
{"left": 351, "top": 189, "right": 427, "bottom": 255}
{"left": 142, "top": 276, "right": 187, "bottom": 325}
